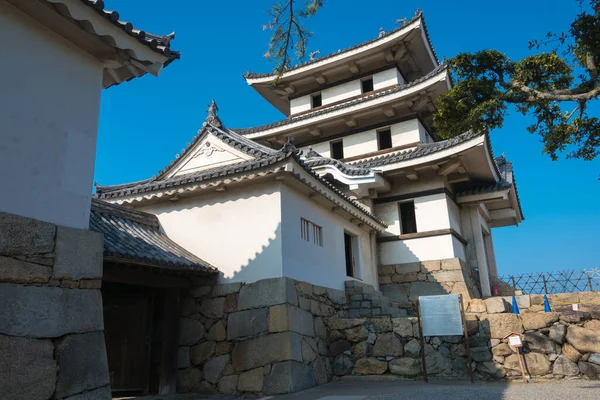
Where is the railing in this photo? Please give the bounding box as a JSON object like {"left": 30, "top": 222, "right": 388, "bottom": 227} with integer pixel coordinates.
{"left": 499, "top": 269, "right": 600, "bottom": 294}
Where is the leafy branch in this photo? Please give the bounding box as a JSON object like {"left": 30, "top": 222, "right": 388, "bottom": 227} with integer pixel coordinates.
{"left": 264, "top": 0, "right": 323, "bottom": 80}
{"left": 435, "top": 0, "right": 600, "bottom": 162}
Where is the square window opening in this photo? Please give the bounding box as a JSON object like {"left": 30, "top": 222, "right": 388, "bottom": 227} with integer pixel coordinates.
{"left": 330, "top": 140, "right": 344, "bottom": 160}
{"left": 361, "top": 77, "right": 374, "bottom": 93}
{"left": 399, "top": 201, "right": 417, "bottom": 234}
{"left": 344, "top": 232, "right": 358, "bottom": 278}
{"left": 301, "top": 218, "right": 323, "bottom": 247}
{"left": 377, "top": 128, "right": 392, "bottom": 150}
{"left": 311, "top": 93, "right": 322, "bottom": 108}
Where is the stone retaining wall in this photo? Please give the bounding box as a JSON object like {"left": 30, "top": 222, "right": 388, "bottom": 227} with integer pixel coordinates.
{"left": 0, "top": 212, "right": 110, "bottom": 400}
{"left": 325, "top": 293, "right": 600, "bottom": 381}
{"left": 378, "top": 258, "right": 481, "bottom": 311}
{"left": 175, "top": 277, "right": 349, "bottom": 395}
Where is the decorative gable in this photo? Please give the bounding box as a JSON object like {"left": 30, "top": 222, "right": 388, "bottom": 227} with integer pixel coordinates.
{"left": 163, "top": 132, "right": 255, "bottom": 178}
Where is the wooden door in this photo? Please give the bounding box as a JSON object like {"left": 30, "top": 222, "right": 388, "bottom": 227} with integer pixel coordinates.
{"left": 104, "top": 295, "right": 152, "bottom": 392}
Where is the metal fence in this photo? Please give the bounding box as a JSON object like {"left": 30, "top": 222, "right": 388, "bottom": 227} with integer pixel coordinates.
{"left": 499, "top": 269, "right": 600, "bottom": 294}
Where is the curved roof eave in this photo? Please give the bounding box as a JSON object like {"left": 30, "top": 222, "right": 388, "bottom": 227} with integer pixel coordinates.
{"left": 244, "top": 12, "right": 438, "bottom": 84}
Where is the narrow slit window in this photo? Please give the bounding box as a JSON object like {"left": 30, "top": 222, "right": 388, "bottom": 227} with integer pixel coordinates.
{"left": 344, "top": 232, "right": 357, "bottom": 277}
{"left": 377, "top": 128, "right": 392, "bottom": 150}
{"left": 399, "top": 201, "right": 417, "bottom": 234}
{"left": 330, "top": 140, "right": 344, "bottom": 160}
{"left": 311, "top": 93, "right": 322, "bottom": 108}
{"left": 301, "top": 218, "right": 323, "bottom": 247}
{"left": 361, "top": 77, "right": 374, "bottom": 93}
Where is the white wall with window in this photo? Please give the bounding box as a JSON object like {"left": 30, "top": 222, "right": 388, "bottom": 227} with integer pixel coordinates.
{"left": 376, "top": 191, "right": 466, "bottom": 264}
{"left": 280, "top": 185, "right": 378, "bottom": 290}
{"left": 300, "top": 118, "right": 432, "bottom": 160}
{"left": 289, "top": 67, "right": 405, "bottom": 115}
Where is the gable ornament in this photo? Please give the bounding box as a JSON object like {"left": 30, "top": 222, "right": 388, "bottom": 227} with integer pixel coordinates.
{"left": 193, "top": 141, "right": 225, "bottom": 158}
{"left": 203, "top": 99, "right": 222, "bottom": 128}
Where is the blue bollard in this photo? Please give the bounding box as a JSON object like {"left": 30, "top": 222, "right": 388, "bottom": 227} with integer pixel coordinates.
{"left": 544, "top": 294, "right": 552, "bottom": 312}
{"left": 512, "top": 295, "right": 520, "bottom": 314}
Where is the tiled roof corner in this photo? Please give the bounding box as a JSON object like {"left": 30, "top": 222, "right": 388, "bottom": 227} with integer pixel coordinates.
{"left": 90, "top": 198, "right": 217, "bottom": 273}
{"left": 303, "top": 155, "right": 375, "bottom": 177}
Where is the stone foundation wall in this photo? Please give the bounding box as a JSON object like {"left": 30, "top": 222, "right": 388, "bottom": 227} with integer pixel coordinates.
{"left": 378, "top": 258, "right": 481, "bottom": 311}
{"left": 0, "top": 212, "right": 110, "bottom": 400}
{"left": 325, "top": 293, "right": 600, "bottom": 381}
{"left": 344, "top": 280, "right": 406, "bottom": 318}
{"left": 175, "top": 277, "right": 348, "bottom": 396}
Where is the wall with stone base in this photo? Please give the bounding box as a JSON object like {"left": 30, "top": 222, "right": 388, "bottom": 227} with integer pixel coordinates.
{"left": 326, "top": 293, "right": 600, "bottom": 381}
{"left": 0, "top": 212, "right": 110, "bottom": 400}
{"left": 378, "top": 258, "right": 481, "bottom": 311}
{"left": 175, "top": 277, "right": 349, "bottom": 396}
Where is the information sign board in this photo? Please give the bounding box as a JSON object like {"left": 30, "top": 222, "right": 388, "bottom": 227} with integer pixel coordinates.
{"left": 419, "top": 294, "right": 463, "bottom": 336}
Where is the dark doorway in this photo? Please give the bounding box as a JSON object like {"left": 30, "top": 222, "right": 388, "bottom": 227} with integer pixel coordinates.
{"left": 344, "top": 232, "right": 355, "bottom": 277}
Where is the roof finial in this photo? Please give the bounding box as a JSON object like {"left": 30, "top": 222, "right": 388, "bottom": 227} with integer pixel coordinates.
{"left": 204, "top": 99, "right": 222, "bottom": 128}
{"left": 379, "top": 27, "right": 386, "bottom": 38}
{"left": 281, "top": 136, "right": 297, "bottom": 154}
{"left": 396, "top": 17, "right": 407, "bottom": 27}
{"left": 414, "top": 7, "right": 422, "bottom": 17}
{"left": 309, "top": 50, "right": 320, "bottom": 61}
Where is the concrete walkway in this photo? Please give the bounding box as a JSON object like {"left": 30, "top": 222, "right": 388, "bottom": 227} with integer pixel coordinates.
{"left": 117, "top": 378, "right": 600, "bottom": 400}
{"left": 273, "top": 378, "right": 600, "bottom": 400}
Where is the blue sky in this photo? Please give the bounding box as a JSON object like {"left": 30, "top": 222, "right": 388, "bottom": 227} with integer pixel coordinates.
{"left": 95, "top": 0, "right": 600, "bottom": 276}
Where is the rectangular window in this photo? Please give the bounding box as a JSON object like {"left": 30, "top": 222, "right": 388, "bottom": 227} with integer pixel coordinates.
{"left": 399, "top": 201, "right": 417, "bottom": 234}
{"left": 301, "top": 218, "right": 323, "bottom": 247}
{"left": 330, "top": 140, "right": 344, "bottom": 160}
{"left": 344, "top": 232, "right": 357, "bottom": 277}
{"left": 311, "top": 93, "right": 322, "bottom": 108}
{"left": 361, "top": 77, "right": 374, "bottom": 93}
{"left": 377, "top": 128, "right": 392, "bottom": 150}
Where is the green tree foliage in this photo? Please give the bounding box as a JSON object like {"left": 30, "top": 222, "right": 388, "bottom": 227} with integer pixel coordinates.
{"left": 435, "top": 0, "right": 600, "bottom": 161}
{"left": 263, "top": 0, "right": 323, "bottom": 80}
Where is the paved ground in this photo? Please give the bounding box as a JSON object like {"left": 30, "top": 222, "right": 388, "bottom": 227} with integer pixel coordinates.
{"left": 117, "top": 378, "right": 600, "bottom": 400}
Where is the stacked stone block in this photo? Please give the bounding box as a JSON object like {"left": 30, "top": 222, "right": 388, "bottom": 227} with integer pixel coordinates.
{"left": 0, "top": 212, "right": 110, "bottom": 400}
{"left": 175, "top": 277, "right": 348, "bottom": 395}
{"left": 378, "top": 258, "right": 481, "bottom": 310}
{"left": 344, "top": 280, "right": 407, "bottom": 318}
{"left": 326, "top": 292, "right": 600, "bottom": 381}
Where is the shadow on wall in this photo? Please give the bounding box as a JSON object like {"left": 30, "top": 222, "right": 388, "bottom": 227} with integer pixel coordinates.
{"left": 377, "top": 239, "right": 482, "bottom": 314}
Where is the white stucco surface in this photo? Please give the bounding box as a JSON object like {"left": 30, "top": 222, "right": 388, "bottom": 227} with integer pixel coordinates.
{"left": 280, "top": 185, "right": 377, "bottom": 290}
{"left": 290, "top": 95, "right": 312, "bottom": 115}
{"left": 379, "top": 234, "right": 461, "bottom": 264}
{"left": 138, "top": 183, "right": 284, "bottom": 283}
{"left": 299, "top": 118, "right": 431, "bottom": 160}
{"left": 373, "top": 68, "right": 404, "bottom": 89}
{"left": 323, "top": 80, "right": 362, "bottom": 105}
{"left": 0, "top": 2, "right": 103, "bottom": 229}
{"left": 139, "top": 181, "right": 378, "bottom": 289}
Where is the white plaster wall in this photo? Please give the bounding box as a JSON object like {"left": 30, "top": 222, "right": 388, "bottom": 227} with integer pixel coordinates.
{"left": 322, "top": 80, "right": 362, "bottom": 105}
{"left": 379, "top": 235, "right": 460, "bottom": 264}
{"left": 448, "top": 198, "right": 463, "bottom": 234}
{"left": 138, "top": 182, "right": 284, "bottom": 283}
{"left": 290, "top": 95, "right": 312, "bottom": 115}
{"left": 373, "top": 68, "right": 404, "bottom": 89}
{"left": 0, "top": 2, "right": 104, "bottom": 229}
{"left": 299, "top": 118, "right": 429, "bottom": 160}
{"left": 416, "top": 119, "right": 434, "bottom": 143}
{"left": 280, "top": 185, "right": 377, "bottom": 290}
{"left": 375, "top": 192, "right": 454, "bottom": 237}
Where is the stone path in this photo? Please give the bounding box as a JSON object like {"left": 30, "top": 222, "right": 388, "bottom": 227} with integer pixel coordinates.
{"left": 115, "top": 378, "right": 600, "bottom": 400}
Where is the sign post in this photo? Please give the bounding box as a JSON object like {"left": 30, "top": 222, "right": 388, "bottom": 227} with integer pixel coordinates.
{"left": 505, "top": 332, "right": 528, "bottom": 380}
{"left": 417, "top": 294, "right": 473, "bottom": 383}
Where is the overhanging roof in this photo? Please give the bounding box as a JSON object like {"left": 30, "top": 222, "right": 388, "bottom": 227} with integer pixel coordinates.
{"left": 90, "top": 198, "right": 217, "bottom": 274}
{"left": 12, "top": 0, "right": 181, "bottom": 88}
{"left": 236, "top": 64, "right": 449, "bottom": 140}
{"left": 244, "top": 11, "right": 439, "bottom": 115}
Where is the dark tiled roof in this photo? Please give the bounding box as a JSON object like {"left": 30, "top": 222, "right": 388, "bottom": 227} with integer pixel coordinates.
{"left": 454, "top": 155, "right": 525, "bottom": 220}
{"left": 349, "top": 130, "right": 480, "bottom": 169}
{"left": 90, "top": 198, "right": 217, "bottom": 273}
{"left": 303, "top": 153, "right": 375, "bottom": 176}
{"left": 237, "top": 64, "right": 448, "bottom": 135}
{"left": 244, "top": 11, "right": 438, "bottom": 80}
{"left": 51, "top": 0, "right": 180, "bottom": 62}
